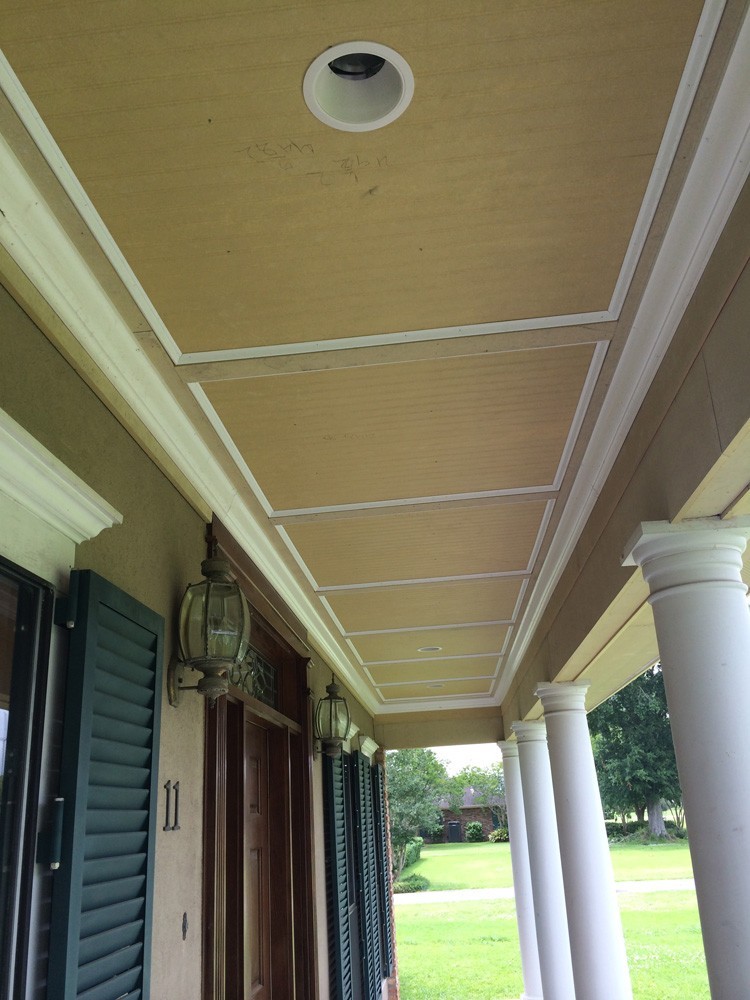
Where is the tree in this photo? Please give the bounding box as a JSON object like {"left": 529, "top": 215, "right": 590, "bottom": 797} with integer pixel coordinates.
{"left": 445, "top": 762, "right": 507, "bottom": 828}
{"left": 588, "top": 665, "right": 682, "bottom": 837}
{"left": 385, "top": 748, "right": 448, "bottom": 876}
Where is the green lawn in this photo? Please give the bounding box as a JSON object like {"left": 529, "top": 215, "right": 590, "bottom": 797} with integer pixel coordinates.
{"left": 395, "top": 893, "right": 708, "bottom": 1000}
{"left": 395, "top": 841, "right": 705, "bottom": 1000}
{"left": 405, "top": 840, "right": 693, "bottom": 891}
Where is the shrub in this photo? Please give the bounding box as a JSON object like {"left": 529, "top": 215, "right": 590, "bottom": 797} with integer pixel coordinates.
{"left": 403, "top": 837, "right": 424, "bottom": 868}
{"left": 488, "top": 826, "right": 509, "bottom": 843}
{"left": 465, "top": 821, "right": 484, "bottom": 842}
{"left": 393, "top": 874, "right": 430, "bottom": 893}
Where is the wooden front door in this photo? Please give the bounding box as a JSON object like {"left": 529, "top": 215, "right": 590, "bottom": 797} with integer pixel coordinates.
{"left": 243, "top": 717, "right": 271, "bottom": 999}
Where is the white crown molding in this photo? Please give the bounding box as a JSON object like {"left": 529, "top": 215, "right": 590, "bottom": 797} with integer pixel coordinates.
{"left": 500, "top": 7, "right": 750, "bottom": 704}
{"left": 0, "top": 407, "right": 122, "bottom": 543}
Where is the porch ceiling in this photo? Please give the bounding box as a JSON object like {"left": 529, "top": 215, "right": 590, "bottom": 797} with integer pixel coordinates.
{"left": 0, "top": 1, "right": 745, "bottom": 724}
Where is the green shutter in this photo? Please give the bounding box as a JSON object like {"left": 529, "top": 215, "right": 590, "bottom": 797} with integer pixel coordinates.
{"left": 351, "top": 753, "right": 382, "bottom": 1000}
{"left": 322, "top": 754, "right": 354, "bottom": 1000}
{"left": 48, "top": 571, "right": 163, "bottom": 1000}
{"left": 372, "top": 762, "right": 394, "bottom": 977}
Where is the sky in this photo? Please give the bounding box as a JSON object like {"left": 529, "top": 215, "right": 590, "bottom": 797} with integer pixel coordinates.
{"left": 430, "top": 742, "right": 502, "bottom": 776}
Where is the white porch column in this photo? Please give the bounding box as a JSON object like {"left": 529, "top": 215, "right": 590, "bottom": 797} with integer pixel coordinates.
{"left": 498, "top": 741, "right": 543, "bottom": 1000}
{"left": 512, "top": 721, "right": 575, "bottom": 1000}
{"left": 624, "top": 517, "right": 750, "bottom": 999}
{"left": 536, "top": 682, "right": 632, "bottom": 1000}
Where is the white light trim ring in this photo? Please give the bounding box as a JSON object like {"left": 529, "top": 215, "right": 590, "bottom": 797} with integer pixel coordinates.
{"left": 303, "top": 41, "right": 414, "bottom": 133}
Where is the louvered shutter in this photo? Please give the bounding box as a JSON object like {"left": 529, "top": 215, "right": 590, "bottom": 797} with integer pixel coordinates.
{"left": 322, "top": 753, "right": 354, "bottom": 1000}
{"left": 351, "top": 752, "right": 382, "bottom": 1000}
{"left": 371, "top": 762, "right": 394, "bottom": 977}
{"left": 48, "top": 570, "right": 163, "bottom": 1000}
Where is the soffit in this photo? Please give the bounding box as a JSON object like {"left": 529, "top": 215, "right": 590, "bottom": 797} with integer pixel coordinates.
{"left": 0, "top": 0, "right": 738, "bottom": 722}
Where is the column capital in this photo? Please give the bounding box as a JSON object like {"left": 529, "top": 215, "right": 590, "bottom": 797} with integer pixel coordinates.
{"left": 536, "top": 681, "right": 591, "bottom": 714}
{"left": 498, "top": 740, "right": 519, "bottom": 759}
{"left": 622, "top": 517, "right": 750, "bottom": 601}
{"left": 623, "top": 517, "right": 750, "bottom": 566}
{"left": 512, "top": 720, "right": 547, "bottom": 743}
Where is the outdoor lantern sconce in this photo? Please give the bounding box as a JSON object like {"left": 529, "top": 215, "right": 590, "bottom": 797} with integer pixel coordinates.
{"left": 167, "top": 556, "right": 251, "bottom": 707}
{"left": 314, "top": 675, "right": 352, "bottom": 758}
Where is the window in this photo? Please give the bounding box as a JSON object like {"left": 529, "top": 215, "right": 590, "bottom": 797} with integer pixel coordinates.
{"left": 0, "top": 556, "right": 54, "bottom": 999}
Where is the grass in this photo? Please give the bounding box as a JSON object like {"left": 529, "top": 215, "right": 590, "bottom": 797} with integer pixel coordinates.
{"left": 395, "top": 893, "right": 709, "bottom": 1000}
{"left": 395, "top": 841, "right": 706, "bottom": 999}
{"left": 404, "top": 840, "right": 693, "bottom": 891}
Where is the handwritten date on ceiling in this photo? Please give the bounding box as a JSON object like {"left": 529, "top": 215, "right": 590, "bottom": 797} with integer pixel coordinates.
{"left": 236, "top": 138, "right": 389, "bottom": 186}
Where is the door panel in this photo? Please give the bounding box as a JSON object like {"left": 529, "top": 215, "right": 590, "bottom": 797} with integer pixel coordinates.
{"left": 244, "top": 719, "right": 270, "bottom": 999}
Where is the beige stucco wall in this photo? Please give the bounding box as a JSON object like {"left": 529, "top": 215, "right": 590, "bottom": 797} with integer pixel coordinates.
{"left": 0, "top": 283, "right": 208, "bottom": 1000}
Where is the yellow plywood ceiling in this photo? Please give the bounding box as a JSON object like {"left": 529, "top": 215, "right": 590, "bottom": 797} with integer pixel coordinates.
{"left": 283, "top": 499, "right": 549, "bottom": 587}
{"left": 351, "top": 624, "right": 509, "bottom": 664}
{"left": 203, "top": 344, "right": 595, "bottom": 510}
{"left": 326, "top": 577, "right": 524, "bottom": 632}
{"left": 0, "top": 0, "right": 720, "bottom": 723}
{"left": 0, "top": 0, "right": 703, "bottom": 350}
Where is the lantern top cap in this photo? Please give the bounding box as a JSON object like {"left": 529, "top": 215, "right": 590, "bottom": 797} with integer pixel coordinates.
{"left": 200, "top": 556, "right": 235, "bottom": 582}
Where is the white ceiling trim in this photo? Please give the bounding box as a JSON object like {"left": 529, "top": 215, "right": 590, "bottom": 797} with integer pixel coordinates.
{"left": 608, "top": 0, "right": 727, "bottom": 316}
{"left": 346, "top": 620, "right": 512, "bottom": 636}
{"left": 365, "top": 651, "right": 506, "bottom": 667}
{"left": 0, "top": 127, "right": 380, "bottom": 715}
{"left": 0, "top": 406, "right": 122, "bottom": 545}
{"left": 499, "top": 7, "right": 750, "bottom": 706}
{"left": 178, "top": 310, "right": 612, "bottom": 363}
{"left": 376, "top": 692, "right": 499, "bottom": 711}
{"left": 551, "top": 343, "right": 608, "bottom": 490}
{"left": 377, "top": 674, "right": 497, "bottom": 688}
{"left": 317, "top": 570, "right": 533, "bottom": 593}
{"left": 272, "top": 485, "right": 557, "bottom": 519}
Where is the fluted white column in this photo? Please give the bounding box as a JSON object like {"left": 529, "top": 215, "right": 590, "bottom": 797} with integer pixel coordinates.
{"left": 624, "top": 517, "right": 750, "bottom": 998}
{"left": 537, "top": 681, "right": 632, "bottom": 1000}
{"left": 512, "top": 721, "right": 575, "bottom": 1000}
{"left": 498, "top": 741, "right": 543, "bottom": 1000}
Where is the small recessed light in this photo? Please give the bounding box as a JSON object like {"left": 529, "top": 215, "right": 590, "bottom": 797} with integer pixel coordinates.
{"left": 417, "top": 646, "right": 442, "bottom": 653}
{"left": 303, "top": 41, "right": 414, "bottom": 132}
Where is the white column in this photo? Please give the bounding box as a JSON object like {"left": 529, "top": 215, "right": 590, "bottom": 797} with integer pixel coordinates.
{"left": 498, "top": 741, "right": 543, "bottom": 1000}
{"left": 624, "top": 517, "right": 750, "bottom": 999}
{"left": 536, "top": 681, "right": 632, "bottom": 1000}
{"left": 512, "top": 721, "right": 575, "bottom": 1000}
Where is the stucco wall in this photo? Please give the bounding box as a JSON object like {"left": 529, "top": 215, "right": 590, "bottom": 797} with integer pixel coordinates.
{"left": 0, "top": 283, "right": 208, "bottom": 1000}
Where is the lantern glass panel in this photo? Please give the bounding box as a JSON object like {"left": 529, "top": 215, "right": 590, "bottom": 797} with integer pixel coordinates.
{"left": 178, "top": 579, "right": 250, "bottom": 668}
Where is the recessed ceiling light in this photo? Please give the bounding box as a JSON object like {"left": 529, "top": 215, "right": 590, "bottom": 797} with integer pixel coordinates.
{"left": 303, "top": 41, "right": 414, "bottom": 132}
{"left": 417, "top": 645, "right": 442, "bottom": 653}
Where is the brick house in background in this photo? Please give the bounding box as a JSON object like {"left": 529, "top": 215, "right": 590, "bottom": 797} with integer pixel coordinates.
{"left": 436, "top": 787, "right": 507, "bottom": 843}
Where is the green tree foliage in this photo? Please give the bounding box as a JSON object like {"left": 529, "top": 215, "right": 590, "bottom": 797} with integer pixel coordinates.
{"left": 386, "top": 748, "right": 448, "bottom": 875}
{"left": 445, "top": 762, "right": 507, "bottom": 827}
{"left": 588, "top": 665, "right": 682, "bottom": 837}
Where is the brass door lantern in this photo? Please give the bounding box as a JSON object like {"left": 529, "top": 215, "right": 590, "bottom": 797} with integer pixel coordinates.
{"left": 314, "top": 675, "right": 352, "bottom": 758}
{"left": 168, "top": 557, "right": 250, "bottom": 706}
